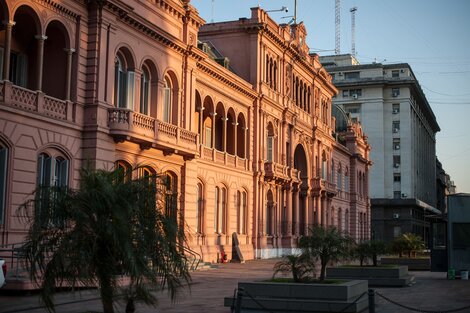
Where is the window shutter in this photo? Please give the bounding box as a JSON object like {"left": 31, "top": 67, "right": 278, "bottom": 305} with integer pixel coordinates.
{"left": 37, "top": 154, "right": 45, "bottom": 186}
{"left": 118, "top": 70, "right": 127, "bottom": 108}
{"left": 267, "top": 136, "right": 273, "bottom": 162}
{"left": 59, "top": 159, "right": 69, "bottom": 187}
{"left": 0, "top": 147, "right": 7, "bottom": 223}
{"left": 164, "top": 87, "right": 171, "bottom": 123}
{"left": 127, "top": 71, "right": 135, "bottom": 110}
{"left": 44, "top": 156, "right": 52, "bottom": 187}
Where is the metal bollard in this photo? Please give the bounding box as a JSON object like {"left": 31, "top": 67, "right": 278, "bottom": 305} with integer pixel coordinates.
{"left": 368, "top": 288, "right": 375, "bottom": 313}
{"left": 235, "top": 287, "right": 244, "bottom": 313}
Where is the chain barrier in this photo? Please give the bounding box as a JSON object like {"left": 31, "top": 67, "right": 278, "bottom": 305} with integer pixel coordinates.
{"left": 229, "top": 288, "right": 367, "bottom": 313}
{"left": 375, "top": 291, "right": 470, "bottom": 313}
{"left": 339, "top": 291, "right": 368, "bottom": 313}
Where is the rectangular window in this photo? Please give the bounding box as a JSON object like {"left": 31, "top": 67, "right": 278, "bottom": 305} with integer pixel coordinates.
{"left": 393, "top": 155, "right": 401, "bottom": 167}
{"left": 345, "top": 71, "right": 360, "bottom": 79}
{"left": 392, "top": 70, "right": 399, "bottom": 78}
{"left": 267, "top": 136, "right": 274, "bottom": 162}
{"left": 394, "top": 174, "right": 401, "bottom": 182}
{"left": 393, "top": 138, "right": 400, "bottom": 150}
{"left": 393, "top": 121, "right": 400, "bottom": 133}
{"left": 342, "top": 90, "right": 349, "bottom": 97}
{"left": 10, "top": 51, "right": 28, "bottom": 88}
{"left": 346, "top": 107, "right": 360, "bottom": 114}
{"left": 394, "top": 191, "right": 401, "bottom": 199}
{"left": 392, "top": 103, "right": 400, "bottom": 114}
{"left": 349, "top": 89, "right": 362, "bottom": 97}
{"left": 393, "top": 226, "right": 402, "bottom": 238}
{"left": 204, "top": 126, "right": 212, "bottom": 148}
{"left": 392, "top": 88, "right": 400, "bottom": 97}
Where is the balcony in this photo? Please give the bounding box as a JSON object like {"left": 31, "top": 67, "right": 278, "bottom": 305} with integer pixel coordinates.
{"left": 108, "top": 108, "right": 198, "bottom": 158}
{"left": 311, "top": 177, "right": 337, "bottom": 197}
{"left": 264, "top": 161, "right": 289, "bottom": 182}
{"left": 0, "top": 81, "right": 75, "bottom": 122}
{"left": 199, "top": 146, "right": 250, "bottom": 171}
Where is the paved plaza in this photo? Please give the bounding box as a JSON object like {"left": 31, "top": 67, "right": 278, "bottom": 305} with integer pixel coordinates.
{"left": 1, "top": 258, "right": 470, "bottom": 313}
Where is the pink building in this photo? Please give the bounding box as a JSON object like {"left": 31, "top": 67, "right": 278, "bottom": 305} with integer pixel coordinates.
{"left": 0, "top": 0, "right": 370, "bottom": 271}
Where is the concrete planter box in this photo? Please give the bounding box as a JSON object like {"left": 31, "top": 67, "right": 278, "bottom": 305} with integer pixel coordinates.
{"left": 380, "top": 257, "right": 430, "bottom": 270}
{"left": 327, "top": 265, "right": 415, "bottom": 287}
{"left": 224, "top": 280, "right": 368, "bottom": 312}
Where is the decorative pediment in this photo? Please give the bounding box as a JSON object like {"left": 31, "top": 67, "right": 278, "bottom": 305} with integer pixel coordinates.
{"left": 291, "top": 22, "right": 309, "bottom": 58}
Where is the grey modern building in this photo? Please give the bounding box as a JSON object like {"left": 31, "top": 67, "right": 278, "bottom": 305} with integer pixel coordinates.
{"left": 320, "top": 54, "right": 440, "bottom": 244}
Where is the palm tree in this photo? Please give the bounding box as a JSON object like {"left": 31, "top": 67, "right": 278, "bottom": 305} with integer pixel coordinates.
{"left": 299, "top": 225, "right": 353, "bottom": 281}
{"left": 20, "top": 167, "right": 190, "bottom": 313}
{"left": 272, "top": 254, "right": 316, "bottom": 282}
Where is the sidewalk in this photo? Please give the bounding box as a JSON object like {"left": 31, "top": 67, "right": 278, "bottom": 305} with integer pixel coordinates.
{"left": 1, "top": 258, "right": 469, "bottom": 313}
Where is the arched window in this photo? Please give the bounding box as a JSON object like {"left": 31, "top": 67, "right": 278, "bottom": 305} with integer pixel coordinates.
{"left": 140, "top": 66, "right": 151, "bottom": 115}
{"left": 163, "top": 76, "right": 172, "bottom": 123}
{"left": 214, "top": 186, "right": 226, "bottom": 234}
{"left": 0, "top": 143, "right": 8, "bottom": 224}
{"left": 345, "top": 209, "right": 349, "bottom": 234}
{"left": 43, "top": 20, "right": 69, "bottom": 100}
{"left": 331, "top": 160, "right": 335, "bottom": 183}
{"left": 345, "top": 167, "right": 350, "bottom": 192}
{"left": 241, "top": 191, "right": 247, "bottom": 234}
{"left": 114, "top": 53, "right": 135, "bottom": 109}
{"left": 197, "top": 182, "right": 204, "bottom": 234}
{"left": 337, "top": 164, "right": 343, "bottom": 190}
{"left": 164, "top": 172, "right": 178, "bottom": 220}
{"left": 338, "top": 208, "right": 342, "bottom": 232}
{"left": 9, "top": 5, "right": 39, "bottom": 89}
{"left": 266, "top": 123, "right": 275, "bottom": 162}
{"left": 321, "top": 152, "right": 327, "bottom": 180}
{"left": 331, "top": 207, "right": 335, "bottom": 227}
{"left": 116, "top": 160, "right": 132, "bottom": 182}
{"left": 37, "top": 153, "right": 69, "bottom": 187}
{"left": 266, "top": 190, "right": 274, "bottom": 235}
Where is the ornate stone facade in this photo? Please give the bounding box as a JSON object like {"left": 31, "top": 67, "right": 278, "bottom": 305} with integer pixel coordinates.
{"left": 0, "top": 0, "right": 370, "bottom": 268}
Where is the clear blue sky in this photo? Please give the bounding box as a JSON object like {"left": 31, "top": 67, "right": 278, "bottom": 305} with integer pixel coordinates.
{"left": 192, "top": 0, "right": 470, "bottom": 193}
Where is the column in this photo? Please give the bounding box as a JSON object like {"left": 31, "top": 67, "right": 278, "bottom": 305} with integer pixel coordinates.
{"left": 222, "top": 117, "right": 228, "bottom": 151}
{"left": 2, "top": 21, "right": 15, "bottom": 81}
{"left": 64, "top": 48, "right": 75, "bottom": 101}
{"left": 321, "top": 195, "right": 327, "bottom": 226}
{"left": 285, "top": 184, "right": 292, "bottom": 236}
{"left": 210, "top": 112, "right": 217, "bottom": 148}
{"left": 233, "top": 121, "right": 238, "bottom": 155}
{"left": 314, "top": 196, "right": 321, "bottom": 225}
{"left": 35, "top": 35, "right": 47, "bottom": 91}
{"left": 198, "top": 106, "right": 204, "bottom": 144}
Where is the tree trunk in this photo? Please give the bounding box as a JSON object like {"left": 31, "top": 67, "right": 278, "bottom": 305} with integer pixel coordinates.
{"left": 98, "top": 271, "right": 115, "bottom": 313}
{"left": 320, "top": 261, "right": 327, "bottom": 281}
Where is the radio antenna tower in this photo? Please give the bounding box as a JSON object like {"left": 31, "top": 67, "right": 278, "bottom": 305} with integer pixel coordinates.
{"left": 335, "top": 0, "right": 340, "bottom": 54}
{"left": 350, "top": 7, "right": 358, "bottom": 55}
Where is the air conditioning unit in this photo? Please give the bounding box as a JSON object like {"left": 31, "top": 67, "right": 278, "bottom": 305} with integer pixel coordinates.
{"left": 393, "top": 213, "right": 400, "bottom": 219}
{"left": 338, "top": 72, "right": 343, "bottom": 76}
{"left": 395, "top": 145, "right": 400, "bottom": 150}
{"left": 352, "top": 94, "right": 358, "bottom": 99}
{"left": 393, "top": 109, "right": 399, "bottom": 114}
{"left": 392, "top": 92, "right": 398, "bottom": 97}
{"left": 400, "top": 69, "right": 405, "bottom": 73}
{"left": 401, "top": 193, "right": 408, "bottom": 198}
{"left": 394, "top": 163, "right": 400, "bottom": 168}
{"left": 393, "top": 128, "right": 399, "bottom": 133}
